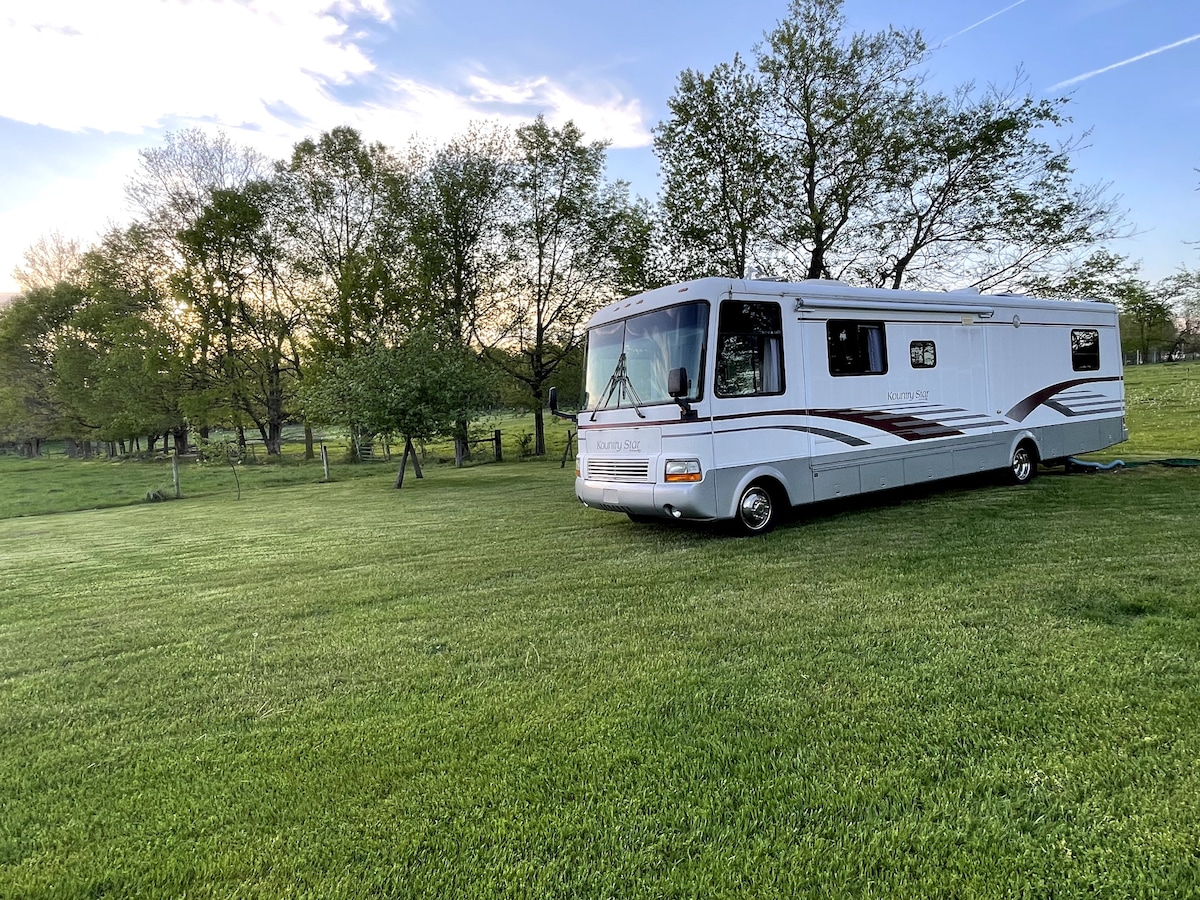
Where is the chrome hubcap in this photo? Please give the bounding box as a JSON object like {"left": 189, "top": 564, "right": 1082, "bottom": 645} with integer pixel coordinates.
{"left": 739, "top": 487, "right": 772, "bottom": 530}
{"left": 1013, "top": 449, "right": 1032, "bottom": 482}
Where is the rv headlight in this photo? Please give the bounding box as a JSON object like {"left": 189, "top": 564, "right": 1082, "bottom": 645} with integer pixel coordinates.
{"left": 664, "top": 458, "right": 702, "bottom": 483}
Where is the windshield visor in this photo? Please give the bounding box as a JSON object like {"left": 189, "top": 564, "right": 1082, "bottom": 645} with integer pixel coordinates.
{"left": 583, "top": 301, "right": 709, "bottom": 411}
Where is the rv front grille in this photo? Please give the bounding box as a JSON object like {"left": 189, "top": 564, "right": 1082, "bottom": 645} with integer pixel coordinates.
{"left": 586, "top": 458, "right": 652, "bottom": 483}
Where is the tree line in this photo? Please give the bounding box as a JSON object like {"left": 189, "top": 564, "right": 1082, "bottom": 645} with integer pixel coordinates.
{"left": 2, "top": 0, "right": 1196, "bottom": 463}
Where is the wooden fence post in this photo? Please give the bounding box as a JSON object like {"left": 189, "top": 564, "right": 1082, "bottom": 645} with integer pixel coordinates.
{"left": 172, "top": 454, "right": 181, "bottom": 499}
{"left": 320, "top": 443, "right": 330, "bottom": 482}
{"left": 561, "top": 430, "right": 576, "bottom": 469}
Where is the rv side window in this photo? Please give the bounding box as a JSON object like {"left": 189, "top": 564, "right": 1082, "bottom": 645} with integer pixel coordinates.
{"left": 715, "top": 301, "right": 784, "bottom": 397}
{"left": 910, "top": 341, "right": 936, "bottom": 368}
{"left": 1071, "top": 329, "right": 1100, "bottom": 371}
{"left": 828, "top": 320, "right": 887, "bottom": 376}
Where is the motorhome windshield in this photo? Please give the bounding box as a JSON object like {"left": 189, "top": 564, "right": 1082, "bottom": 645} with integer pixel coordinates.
{"left": 583, "top": 301, "right": 709, "bottom": 411}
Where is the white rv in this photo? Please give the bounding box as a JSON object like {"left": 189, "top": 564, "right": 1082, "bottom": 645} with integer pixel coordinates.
{"left": 552, "top": 277, "right": 1126, "bottom": 534}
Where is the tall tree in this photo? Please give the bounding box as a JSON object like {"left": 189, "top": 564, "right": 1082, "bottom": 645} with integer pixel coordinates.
{"left": 656, "top": 0, "right": 1121, "bottom": 289}
{"left": 758, "top": 0, "right": 926, "bottom": 280}
{"left": 126, "top": 129, "right": 268, "bottom": 442}
{"left": 405, "top": 125, "right": 512, "bottom": 463}
{"left": 655, "top": 54, "right": 780, "bottom": 279}
{"left": 275, "top": 127, "right": 410, "bottom": 360}
{"left": 126, "top": 128, "right": 268, "bottom": 247}
{"left": 406, "top": 124, "right": 513, "bottom": 345}
{"left": 482, "top": 117, "right": 631, "bottom": 456}
{"left": 1160, "top": 268, "right": 1200, "bottom": 354}
{"left": 176, "top": 182, "right": 303, "bottom": 455}
{"left": 1118, "top": 280, "right": 1176, "bottom": 361}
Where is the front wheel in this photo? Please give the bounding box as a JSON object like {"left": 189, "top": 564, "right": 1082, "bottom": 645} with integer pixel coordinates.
{"left": 733, "top": 483, "right": 780, "bottom": 535}
{"left": 1008, "top": 443, "right": 1037, "bottom": 485}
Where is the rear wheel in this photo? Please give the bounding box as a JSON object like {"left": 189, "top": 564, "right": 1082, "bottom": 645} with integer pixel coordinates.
{"left": 1008, "top": 442, "right": 1037, "bottom": 485}
{"left": 732, "top": 482, "right": 780, "bottom": 535}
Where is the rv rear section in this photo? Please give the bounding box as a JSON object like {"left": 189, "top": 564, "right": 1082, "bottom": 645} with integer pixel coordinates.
{"left": 572, "top": 277, "right": 1126, "bottom": 533}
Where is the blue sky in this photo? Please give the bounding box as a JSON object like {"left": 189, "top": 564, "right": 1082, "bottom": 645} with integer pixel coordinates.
{"left": 1, "top": 0, "right": 1197, "bottom": 293}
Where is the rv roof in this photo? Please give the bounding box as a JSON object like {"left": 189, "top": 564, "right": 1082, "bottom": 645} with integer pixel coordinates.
{"left": 588, "top": 277, "right": 1113, "bottom": 328}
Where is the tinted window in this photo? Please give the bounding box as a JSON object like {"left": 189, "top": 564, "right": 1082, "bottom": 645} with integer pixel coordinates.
{"left": 716, "top": 301, "right": 784, "bottom": 397}
{"left": 828, "top": 320, "right": 887, "bottom": 376}
{"left": 1071, "top": 329, "right": 1100, "bottom": 371}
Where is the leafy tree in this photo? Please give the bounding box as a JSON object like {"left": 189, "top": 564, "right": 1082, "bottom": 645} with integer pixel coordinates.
{"left": 863, "top": 77, "right": 1123, "bottom": 290}
{"left": 175, "top": 182, "right": 303, "bottom": 455}
{"left": 758, "top": 0, "right": 926, "bottom": 280}
{"left": 1160, "top": 269, "right": 1200, "bottom": 354}
{"left": 482, "top": 117, "right": 634, "bottom": 456}
{"left": 125, "top": 129, "right": 269, "bottom": 443}
{"left": 406, "top": 124, "right": 513, "bottom": 345}
{"left": 84, "top": 227, "right": 192, "bottom": 453}
{"left": 0, "top": 283, "right": 84, "bottom": 454}
{"left": 405, "top": 125, "right": 513, "bottom": 463}
{"left": 656, "top": 0, "right": 1122, "bottom": 289}
{"left": 1117, "top": 281, "right": 1176, "bottom": 361}
{"left": 275, "top": 127, "right": 411, "bottom": 360}
{"left": 655, "top": 54, "right": 780, "bottom": 279}
{"left": 303, "top": 329, "right": 495, "bottom": 487}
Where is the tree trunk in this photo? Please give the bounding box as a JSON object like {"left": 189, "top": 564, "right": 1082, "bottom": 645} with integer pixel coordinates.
{"left": 304, "top": 424, "right": 314, "bottom": 460}
{"left": 533, "top": 405, "right": 546, "bottom": 457}
{"left": 453, "top": 417, "right": 470, "bottom": 468}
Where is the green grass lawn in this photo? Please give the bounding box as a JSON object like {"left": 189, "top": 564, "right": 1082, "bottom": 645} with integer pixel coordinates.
{"left": 1, "top": 366, "right": 1198, "bottom": 897}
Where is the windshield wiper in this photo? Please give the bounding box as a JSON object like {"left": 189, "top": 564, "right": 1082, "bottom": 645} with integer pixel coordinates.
{"left": 590, "top": 352, "right": 646, "bottom": 421}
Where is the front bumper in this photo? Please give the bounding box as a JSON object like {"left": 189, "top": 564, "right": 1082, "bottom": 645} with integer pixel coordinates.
{"left": 575, "top": 477, "right": 717, "bottom": 520}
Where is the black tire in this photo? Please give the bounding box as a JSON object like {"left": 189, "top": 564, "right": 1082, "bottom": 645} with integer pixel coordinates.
{"left": 1008, "top": 442, "right": 1037, "bottom": 485}
{"left": 732, "top": 482, "right": 780, "bottom": 535}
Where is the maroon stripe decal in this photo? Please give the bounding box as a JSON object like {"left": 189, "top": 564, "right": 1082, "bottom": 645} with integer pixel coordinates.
{"left": 1006, "top": 377, "right": 1123, "bottom": 422}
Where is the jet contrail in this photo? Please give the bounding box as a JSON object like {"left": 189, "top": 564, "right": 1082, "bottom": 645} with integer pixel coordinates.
{"left": 1049, "top": 32, "right": 1200, "bottom": 90}
{"left": 938, "top": 0, "right": 1030, "bottom": 46}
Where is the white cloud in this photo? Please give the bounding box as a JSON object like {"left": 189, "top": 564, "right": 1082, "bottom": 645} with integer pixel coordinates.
{"left": 0, "top": 0, "right": 389, "bottom": 135}
{"left": 0, "top": 0, "right": 651, "bottom": 148}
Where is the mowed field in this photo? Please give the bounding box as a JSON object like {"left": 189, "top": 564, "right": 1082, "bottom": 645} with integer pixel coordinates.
{"left": 1, "top": 365, "right": 1198, "bottom": 898}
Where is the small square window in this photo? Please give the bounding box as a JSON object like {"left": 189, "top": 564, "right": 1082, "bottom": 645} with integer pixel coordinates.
{"left": 910, "top": 341, "right": 936, "bottom": 368}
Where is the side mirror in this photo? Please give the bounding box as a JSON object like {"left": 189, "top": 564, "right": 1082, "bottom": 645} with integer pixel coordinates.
{"left": 667, "top": 367, "right": 688, "bottom": 398}
{"left": 547, "top": 386, "right": 577, "bottom": 423}
{"left": 666, "top": 367, "right": 697, "bottom": 420}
